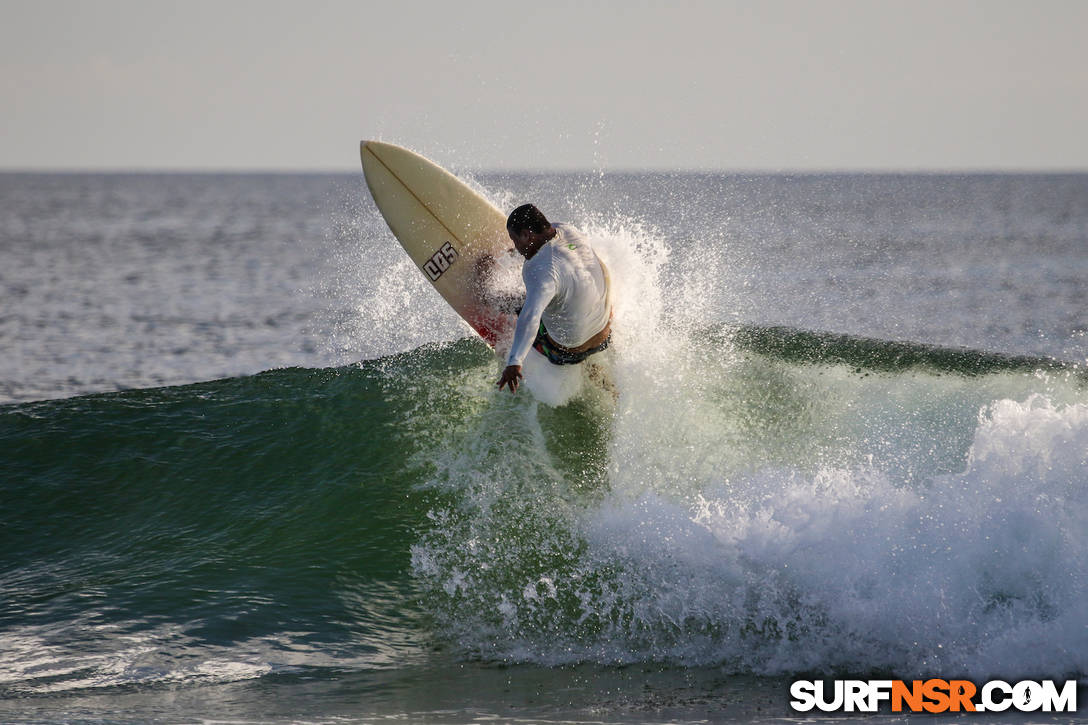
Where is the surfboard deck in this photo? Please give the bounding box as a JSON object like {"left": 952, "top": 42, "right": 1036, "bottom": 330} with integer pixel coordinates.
{"left": 360, "top": 140, "right": 514, "bottom": 347}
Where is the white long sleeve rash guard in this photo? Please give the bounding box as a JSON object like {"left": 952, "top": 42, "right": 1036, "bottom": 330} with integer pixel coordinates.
{"left": 506, "top": 224, "right": 611, "bottom": 367}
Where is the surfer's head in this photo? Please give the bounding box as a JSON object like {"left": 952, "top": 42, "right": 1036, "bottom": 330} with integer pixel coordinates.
{"left": 507, "top": 204, "right": 554, "bottom": 258}
{"left": 507, "top": 204, "right": 551, "bottom": 235}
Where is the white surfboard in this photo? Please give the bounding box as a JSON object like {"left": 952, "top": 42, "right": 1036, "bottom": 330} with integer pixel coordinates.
{"left": 360, "top": 140, "right": 514, "bottom": 347}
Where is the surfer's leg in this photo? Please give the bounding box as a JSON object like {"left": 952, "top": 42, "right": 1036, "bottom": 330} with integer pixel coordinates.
{"left": 585, "top": 356, "right": 618, "bottom": 399}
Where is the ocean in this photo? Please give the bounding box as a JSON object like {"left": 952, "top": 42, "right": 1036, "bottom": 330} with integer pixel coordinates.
{"left": 1, "top": 169, "right": 1086, "bottom": 722}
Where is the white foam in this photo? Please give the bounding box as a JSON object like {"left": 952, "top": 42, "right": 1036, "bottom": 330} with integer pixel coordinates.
{"left": 520, "top": 351, "right": 585, "bottom": 406}
{"left": 572, "top": 393, "right": 1088, "bottom": 677}
{"left": 410, "top": 211, "right": 1088, "bottom": 681}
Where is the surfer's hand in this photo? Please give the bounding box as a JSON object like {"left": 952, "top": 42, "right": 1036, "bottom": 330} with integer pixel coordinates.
{"left": 497, "top": 365, "right": 523, "bottom": 394}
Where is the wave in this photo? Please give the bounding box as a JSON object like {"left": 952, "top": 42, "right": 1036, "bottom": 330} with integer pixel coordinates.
{"left": 406, "top": 326, "right": 1088, "bottom": 680}
{"left": 0, "top": 342, "right": 490, "bottom": 693}
{"left": 2, "top": 321, "right": 1086, "bottom": 694}
{"left": 729, "top": 324, "right": 1085, "bottom": 379}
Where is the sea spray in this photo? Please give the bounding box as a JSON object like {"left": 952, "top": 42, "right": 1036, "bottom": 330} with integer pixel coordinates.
{"left": 407, "top": 218, "right": 1088, "bottom": 680}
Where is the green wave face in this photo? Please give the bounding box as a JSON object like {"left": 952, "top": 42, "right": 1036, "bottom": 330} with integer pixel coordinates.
{"left": 0, "top": 339, "right": 494, "bottom": 678}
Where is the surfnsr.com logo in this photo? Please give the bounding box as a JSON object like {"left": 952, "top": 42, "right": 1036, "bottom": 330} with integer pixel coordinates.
{"left": 789, "top": 679, "right": 1079, "bottom": 713}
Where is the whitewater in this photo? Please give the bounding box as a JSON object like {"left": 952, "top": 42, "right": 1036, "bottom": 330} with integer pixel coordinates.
{"left": 410, "top": 214, "right": 1088, "bottom": 679}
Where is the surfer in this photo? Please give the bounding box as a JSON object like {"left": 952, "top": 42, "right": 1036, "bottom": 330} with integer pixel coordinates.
{"left": 496, "top": 204, "right": 612, "bottom": 394}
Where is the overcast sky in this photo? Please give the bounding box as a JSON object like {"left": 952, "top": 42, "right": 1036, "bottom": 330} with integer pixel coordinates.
{"left": 2, "top": 0, "right": 1086, "bottom": 171}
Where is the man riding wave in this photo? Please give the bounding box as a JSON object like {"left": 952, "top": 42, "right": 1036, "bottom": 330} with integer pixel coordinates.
{"left": 496, "top": 204, "right": 613, "bottom": 394}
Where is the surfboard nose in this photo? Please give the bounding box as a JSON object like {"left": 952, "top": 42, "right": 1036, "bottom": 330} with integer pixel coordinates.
{"left": 361, "top": 140, "right": 393, "bottom": 165}
{"left": 360, "top": 140, "right": 378, "bottom": 165}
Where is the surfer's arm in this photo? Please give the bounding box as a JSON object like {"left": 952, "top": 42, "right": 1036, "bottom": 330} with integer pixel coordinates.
{"left": 505, "top": 267, "right": 557, "bottom": 368}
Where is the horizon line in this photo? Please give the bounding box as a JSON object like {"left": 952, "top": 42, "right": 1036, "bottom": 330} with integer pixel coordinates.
{"left": 2, "top": 165, "right": 1087, "bottom": 176}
